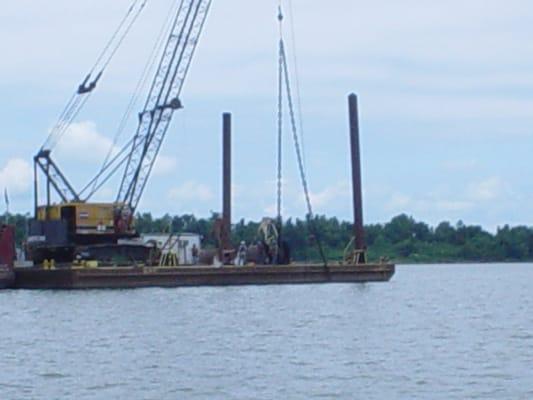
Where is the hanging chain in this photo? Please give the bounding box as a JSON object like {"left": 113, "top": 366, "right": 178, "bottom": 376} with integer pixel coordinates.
{"left": 277, "top": 18, "right": 283, "bottom": 224}
{"left": 276, "top": 6, "right": 284, "bottom": 263}
{"left": 277, "top": 8, "right": 328, "bottom": 267}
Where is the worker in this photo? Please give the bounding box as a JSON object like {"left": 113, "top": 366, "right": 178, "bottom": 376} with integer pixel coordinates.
{"left": 263, "top": 240, "right": 273, "bottom": 265}
{"left": 191, "top": 244, "right": 199, "bottom": 265}
{"left": 236, "top": 241, "right": 247, "bottom": 266}
{"left": 256, "top": 240, "right": 265, "bottom": 265}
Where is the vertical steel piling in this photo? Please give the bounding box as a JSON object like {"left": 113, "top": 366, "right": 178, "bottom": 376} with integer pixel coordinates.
{"left": 348, "top": 94, "right": 366, "bottom": 253}
{"left": 222, "top": 113, "right": 232, "bottom": 252}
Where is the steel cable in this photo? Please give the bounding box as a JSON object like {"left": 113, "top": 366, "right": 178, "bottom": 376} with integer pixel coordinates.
{"left": 279, "top": 35, "right": 328, "bottom": 267}
{"left": 92, "top": 0, "right": 181, "bottom": 194}
{"left": 41, "top": 0, "right": 148, "bottom": 152}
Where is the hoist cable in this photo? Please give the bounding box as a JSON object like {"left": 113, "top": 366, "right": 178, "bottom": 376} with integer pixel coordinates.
{"left": 92, "top": 0, "right": 180, "bottom": 194}
{"left": 116, "top": 0, "right": 212, "bottom": 213}
{"left": 41, "top": 0, "right": 148, "bottom": 152}
{"left": 276, "top": 6, "right": 284, "bottom": 263}
{"left": 126, "top": 0, "right": 213, "bottom": 211}
{"left": 287, "top": 0, "right": 307, "bottom": 170}
{"left": 84, "top": 141, "right": 141, "bottom": 201}
{"left": 280, "top": 40, "right": 328, "bottom": 267}
{"left": 277, "top": 7, "right": 284, "bottom": 225}
{"left": 45, "top": 95, "right": 92, "bottom": 150}
{"left": 89, "top": 0, "right": 143, "bottom": 76}
{"left": 277, "top": 5, "right": 327, "bottom": 267}
{"left": 79, "top": 136, "right": 137, "bottom": 198}
{"left": 97, "top": 0, "right": 148, "bottom": 74}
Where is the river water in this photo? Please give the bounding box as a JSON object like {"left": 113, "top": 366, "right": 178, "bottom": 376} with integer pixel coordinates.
{"left": 1, "top": 264, "right": 532, "bottom": 399}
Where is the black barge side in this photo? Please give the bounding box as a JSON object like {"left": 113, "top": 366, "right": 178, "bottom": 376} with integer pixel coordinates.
{"left": 13, "top": 263, "right": 394, "bottom": 290}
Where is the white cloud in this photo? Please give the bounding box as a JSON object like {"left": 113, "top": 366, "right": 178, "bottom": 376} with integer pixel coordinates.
{"left": 366, "top": 176, "right": 518, "bottom": 227}
{"left": 385, "top": 193, "right": 412, "bottom": 213}
{"left": 466, "top": 177, "right": 506, "bottom": 202}
{"left": 56, "top": 121, "right": 116, "bottom": 163}
{"left": 433, "top": 200, "right": 474, "bottom": 213}
{"left": 261, "top": 180, "right": 353, "bottom": 217}
{"left": 168, "top": 181, "right": 214, "bottom": 203}
{"left": 310, "top": 181, "right": 350, "bottom": 209}
{"left": 0, "top": 158, "right": 32, "bottom": 195}
{"left": 153, "top": 155, "right": 178, "bottom": 176}
{"left": 55, "top": 121, "right": 178, "bottom": 181}
{"left": 383, "top": 181, "right": 501, "bottom": 217}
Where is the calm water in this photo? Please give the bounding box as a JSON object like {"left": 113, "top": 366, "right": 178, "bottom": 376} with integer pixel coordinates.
{"left": 1, "top": 264, "right": 532, "bottom": 399}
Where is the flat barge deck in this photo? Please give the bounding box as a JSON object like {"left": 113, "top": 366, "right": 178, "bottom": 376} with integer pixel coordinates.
{"left": 12, "top": 263, "right": 395, "bottom": 290}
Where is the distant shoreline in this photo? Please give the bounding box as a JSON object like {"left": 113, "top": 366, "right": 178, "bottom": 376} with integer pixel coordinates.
{"left": 6, "top": 212, "right": 533, "bottom": 265}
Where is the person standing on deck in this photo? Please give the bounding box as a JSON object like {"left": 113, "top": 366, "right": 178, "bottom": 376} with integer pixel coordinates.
{"left": 236, "top": 241, "right": 247, "bottom": 266}
{"left": 191, "top": 244, "right": 199, "bottom": 265}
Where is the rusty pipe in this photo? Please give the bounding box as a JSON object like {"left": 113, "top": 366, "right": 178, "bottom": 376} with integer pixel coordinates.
{"left": 348, "top": 94, "right": 366, "bottom": 251}
{"left": 222, "top": 112, "right": 232, "bottom": 251}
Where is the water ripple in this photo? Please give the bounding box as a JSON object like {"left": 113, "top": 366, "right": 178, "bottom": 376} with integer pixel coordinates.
{"left": 0, "top": 263, "right": 532, "bottom": 399}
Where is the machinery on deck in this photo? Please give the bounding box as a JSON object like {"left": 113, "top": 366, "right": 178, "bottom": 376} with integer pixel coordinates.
{"left": 28, "top": 0, "right": 212, "bottom": 264}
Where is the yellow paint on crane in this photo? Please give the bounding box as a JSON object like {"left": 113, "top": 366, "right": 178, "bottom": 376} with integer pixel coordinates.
{"left": 37, "top": 202, "right": 134, "bottom": 235}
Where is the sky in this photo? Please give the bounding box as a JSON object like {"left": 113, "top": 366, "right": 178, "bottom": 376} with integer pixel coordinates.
{"left": 1, "top": 0, "right": 533, "bottom": 231}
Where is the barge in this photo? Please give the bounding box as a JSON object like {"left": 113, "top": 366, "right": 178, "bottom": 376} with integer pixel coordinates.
{"left": 2, "top": 94, "right": 395, "bottom": 291}
{"left": 0, "top": 267, "right": 14, "bottom": 289}
{"left": 13, "top": 262, "right": 394, "bottom": 290}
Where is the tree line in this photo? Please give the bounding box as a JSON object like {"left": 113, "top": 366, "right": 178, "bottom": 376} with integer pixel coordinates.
{"left": 6, "top": 213, "right": 533, "bottom": 263}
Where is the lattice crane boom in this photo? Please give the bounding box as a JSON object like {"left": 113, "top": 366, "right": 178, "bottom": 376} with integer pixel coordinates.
{"left": 117, "top": 0, "right": 212, "bottom": 213}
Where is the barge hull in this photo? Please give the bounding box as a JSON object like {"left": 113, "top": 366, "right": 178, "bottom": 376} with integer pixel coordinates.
{"left": 0, "top": 270, "right": 14, "bottom": 289}
{"left": 13, "top": 264, "right": 394, "bottom": 290}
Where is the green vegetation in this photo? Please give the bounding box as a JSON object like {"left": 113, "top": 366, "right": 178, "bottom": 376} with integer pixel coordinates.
{"left": 7, "top": 213, "right": 533, "bottom": 263}
{"left": 134, "top": 213, "right": 533, "bottom": 263}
